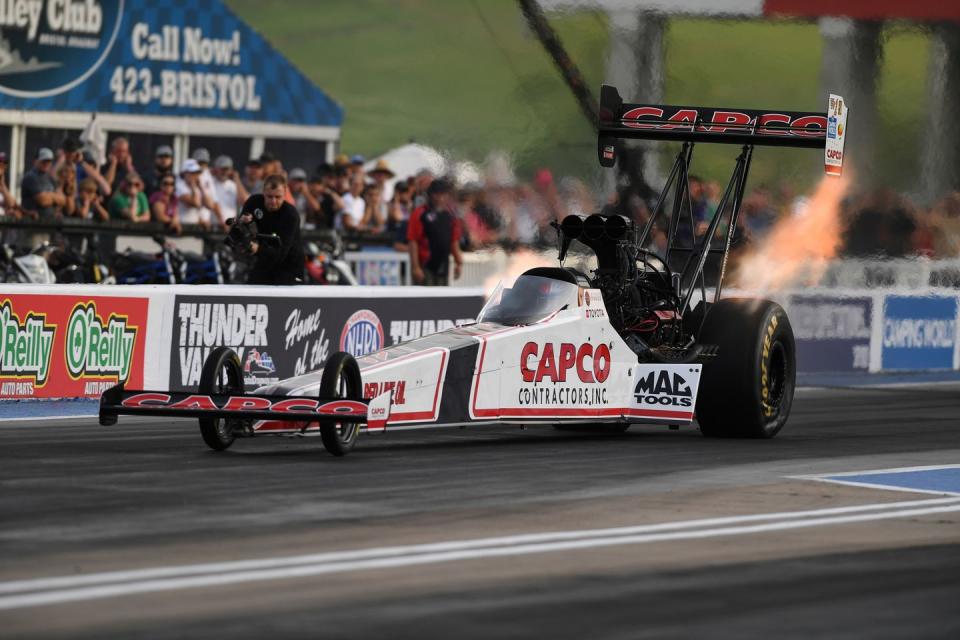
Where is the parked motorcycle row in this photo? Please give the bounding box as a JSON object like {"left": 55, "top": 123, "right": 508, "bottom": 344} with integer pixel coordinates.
{"left": 0, "top": 235, "right": 357, "bottom": 286}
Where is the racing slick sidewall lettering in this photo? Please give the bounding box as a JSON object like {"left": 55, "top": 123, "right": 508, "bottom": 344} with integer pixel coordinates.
{"left": 882, "top": 296, "right": 957, "bottom": 370}
{"left": 0, "top": 294, "right": 147, "bottom": 398}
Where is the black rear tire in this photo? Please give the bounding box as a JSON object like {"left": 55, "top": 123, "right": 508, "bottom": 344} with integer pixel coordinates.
{"left": 319, "top": 352, "right": 362, "bottom": 457}
{"left": 198, "top": 347, "right": 244, "bottom": 451}
{"left": 696, "top": 298, "right": 795, "bottom": 438}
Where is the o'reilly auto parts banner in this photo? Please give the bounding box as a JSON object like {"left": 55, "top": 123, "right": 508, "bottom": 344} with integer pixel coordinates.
{"left": 170, "top": 294, "right": 483, "bottom": 392}
{"left": 0, "top": 294, "right": 148, "bottom": 398}
{"left": 789, "top": 295, "right": 872, "bottom": 372}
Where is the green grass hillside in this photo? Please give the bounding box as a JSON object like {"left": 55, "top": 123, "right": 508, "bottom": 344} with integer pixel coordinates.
{"left": 225, "top": 1, "right": 930, "bottom": 191}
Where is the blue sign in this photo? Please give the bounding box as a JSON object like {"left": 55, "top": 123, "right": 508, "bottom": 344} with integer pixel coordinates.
{"left": 790, "top": 295, "right": 871, "bottom": 372}
{"left": 882, "top": 296, "right": 957, "bottom": 370}
{"left": 0, "top": 0, "right": 342, "bottom": 127}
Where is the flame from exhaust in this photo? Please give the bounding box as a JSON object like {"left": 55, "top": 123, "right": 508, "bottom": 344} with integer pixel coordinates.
{"left": 733, "top": 174, "right": 851, "bottom": 291}
{"left": 483, "top": 249, "right": 555, "bottom": 297}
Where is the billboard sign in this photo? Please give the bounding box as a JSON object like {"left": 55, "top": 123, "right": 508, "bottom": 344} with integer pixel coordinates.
{"left": 882, "top": 296, "right": 957, "bottom": 370}
{"left": 789, "top": 295, "right": 871, "bottom": 372}
{"left": 0, "top": 0, "right": 341, "bottom": 127}
{"left": 170, "top": 294, "right": 482, "bottom": 392}
{"left": 0, "top": 293, "right": 148, "bottom": 398}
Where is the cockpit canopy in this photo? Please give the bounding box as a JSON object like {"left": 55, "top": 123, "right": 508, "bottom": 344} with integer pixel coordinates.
{"left": 478, "top": 273, "right": 579, "bottom": 326}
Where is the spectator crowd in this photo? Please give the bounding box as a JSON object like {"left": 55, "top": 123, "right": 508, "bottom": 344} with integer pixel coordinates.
{"left": 2, "top": 132, "right": 960, "bottom": 283}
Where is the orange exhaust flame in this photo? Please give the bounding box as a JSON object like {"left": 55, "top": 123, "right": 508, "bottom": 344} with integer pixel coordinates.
{"left": 733, "top": 175, "right": 851, "bottom": 292}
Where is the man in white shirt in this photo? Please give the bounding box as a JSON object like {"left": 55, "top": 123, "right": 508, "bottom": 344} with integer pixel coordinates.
{"left": 192, "top": 148, "right": 223, "bottom": 228}
{"left": 212, "top": 155, "right": 248, "bottom": 222}
{"left": 176, "top": 159, "right": 213, "bottom": 228}
{"left": 337, "top": 173, "right": 366, "bottom": 231}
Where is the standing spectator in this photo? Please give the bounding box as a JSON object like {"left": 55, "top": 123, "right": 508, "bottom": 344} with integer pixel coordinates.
{"left": 259, "top": 151, "right": 280, "bottom": 178}
{"left": 0, "top": 152, "right": 19, "bottom": 220}
{"left": 289, "top": 167, "right": 320, "bottom": 227}
{"left": 361, "top": 183, "right": 385, "bottom": 232}
{"left": 108, "top": 174, "right": 150, "bottom": 223}
{"left": 306, "top": 174, "right": 332, "bottom": 227}
{"left": 76, "top": 178, "right": 109, "bottom": 222}
{"left": 78, "top": 149, "right": 111, "bottom": 199}
{"left": 149, "top": 174, "right": 181, "bottom": 233}
{"left": 313, "top": 164, "right": 347, "bottom": 229}
{"left": 387, "top": 179, "right": 413, "bottom": 235}
{"left": 176, "top": 159, "right": 213, "bottom": 229}
{"left": 21, "top": 148, "right": 66, "bottom": 220}
{"left": 412, "top": 169, "right": 434, "bottom": 208}
{"left": 349, "top": 154, "right": 366, "bottom": 180}
{"left": 212, "top": 155, "right": 248, "bottom": 222}
{"left": 243, "top": 157, "right": 264, "bottom": 194}
{"left": 192, "top": 148, "right": 224, "bottom": 228}
{"left": 407, "top": 178, "right": 463, "bottom": 286}
{"left": 56, "top": 163, "right": 77, "bottom": 218}
{"left": 338, "top": 173, "right": 366, "bottom": 231}
{"left": 101, "top": 137, "right": 136, "bottom": 193}
{"left": 143, "top": 145, "right": 175, "bottom": 196}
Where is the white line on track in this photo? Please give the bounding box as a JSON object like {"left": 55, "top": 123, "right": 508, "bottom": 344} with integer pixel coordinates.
{"left": 1, "top": 496, "right": 958, "bottom": 611}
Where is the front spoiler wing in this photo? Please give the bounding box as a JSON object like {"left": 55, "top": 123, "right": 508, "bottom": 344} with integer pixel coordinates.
{"left": 99, "top": 384, "right": 391, "bottom": 429}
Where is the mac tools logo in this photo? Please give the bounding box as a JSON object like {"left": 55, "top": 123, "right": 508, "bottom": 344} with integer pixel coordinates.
{"left": 0, "top": 0, "right": 123, "bottom": 97}
{"left": 634, "top": 371, "right": 692, "bottom": 407}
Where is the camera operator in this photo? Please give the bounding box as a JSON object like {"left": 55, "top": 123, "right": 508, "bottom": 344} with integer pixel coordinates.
{"left": 234, "top": 173, "right": 304, "bottom": 285}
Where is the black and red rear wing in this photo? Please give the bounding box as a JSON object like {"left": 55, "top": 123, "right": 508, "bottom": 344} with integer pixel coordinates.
{"left": 98, "top": 384, "right": 371, "bottom": 426}
{"left": 598, "top": 84, "right": 829, "bottom": 167}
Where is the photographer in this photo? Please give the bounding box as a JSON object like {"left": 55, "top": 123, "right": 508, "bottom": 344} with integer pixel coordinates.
{"left": 232, "top": 174, "right": 304, "bottom": 285}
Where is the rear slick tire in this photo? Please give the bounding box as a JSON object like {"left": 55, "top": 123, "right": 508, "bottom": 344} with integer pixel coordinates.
{"left": 695, "top": 298, "right": 795, "bottom": 439}
{"left": 198, "top": 346, "right": 244, "bottom": 451}
{"left": 319, "top": 352, "right": 363, "bottom": 457}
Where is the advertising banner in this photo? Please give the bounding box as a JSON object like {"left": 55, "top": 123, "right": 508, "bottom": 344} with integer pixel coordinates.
{"left": 0, "top": 0, "right": 341, "bottom": 127}
{"left": 882, "top": 296, "right": 958, "bottom": 370}
{"left": 170, "top": 294, "right": 483, "bottom": 392}
{"left": 789, "top": 295, "right": 872, "bottom": 372}
{"left": 0, "top": 293, "right": 148, "bottom": 398}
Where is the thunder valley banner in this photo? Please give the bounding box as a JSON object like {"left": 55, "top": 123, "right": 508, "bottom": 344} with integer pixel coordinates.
{"left": 169, "top": 293, "right": 483, "bottom": 392}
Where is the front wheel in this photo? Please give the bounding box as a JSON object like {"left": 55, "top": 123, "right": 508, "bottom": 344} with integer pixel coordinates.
{"left": 198, "top": 347, "right": 244, "bottom": 451}
{"left": 319, "top": 352, "right": 363, "bottom": 456}
{"left": 695, "top": 298, "right": 796, "bottom": 438}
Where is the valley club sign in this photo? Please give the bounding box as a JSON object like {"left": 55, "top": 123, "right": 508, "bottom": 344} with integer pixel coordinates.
{"left": 0, "top": 0, "right": 122, "bottom": 97}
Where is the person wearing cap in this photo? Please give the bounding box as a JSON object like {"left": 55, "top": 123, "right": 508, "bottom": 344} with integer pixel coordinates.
{"left": 192, "top": 148, "right": 224, "bottom": 228}
{"left": 243, "top": 157, "right": 264, "bottom": 194}
{"left": 407, "top": 178, "right": 463, "bottom": 286}
{"left": 20, "top": 148, "right": 67, "bottom": 221}
{"left": 349, "top": 154, "right": 366, "bottom": 179}
{"left": 288, "top": 167, "right": 320, "bottom": 226}
{"left": 237, "top": 173, "right": 304, "bottom": 285}
{"left": 101, "top": 137, "right": 136, "bottom": 193}
{"left": 212, "top": 155, "right": 248, "bottom": 221}
{"left": 176, "top": 159, "right": 213, "bottom": 229}
{"left": 143, "top": 145, "right": 175, "bottom": 196}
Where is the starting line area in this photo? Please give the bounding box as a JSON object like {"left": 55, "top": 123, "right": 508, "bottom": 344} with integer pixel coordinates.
{"left": 801, "top": 465, "right": 960, "bottom": 497}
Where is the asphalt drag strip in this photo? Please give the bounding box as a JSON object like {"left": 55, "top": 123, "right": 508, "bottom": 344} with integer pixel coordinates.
{"left": 1, "top": 384, "right": 959, "bottom": 638}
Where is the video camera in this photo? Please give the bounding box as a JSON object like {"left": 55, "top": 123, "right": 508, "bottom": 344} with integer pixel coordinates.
{"left": 224, "top": 215, "right": 282, "bottom": 260}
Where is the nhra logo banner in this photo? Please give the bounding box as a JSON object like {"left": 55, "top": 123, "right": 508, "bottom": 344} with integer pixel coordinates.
{"left": 0, "top": 294, "right": 147, "bottom": 398}
{"left": 170, "top": 293, "right": 483, "bottom": 392}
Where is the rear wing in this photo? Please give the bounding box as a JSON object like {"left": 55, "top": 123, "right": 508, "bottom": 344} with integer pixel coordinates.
{"left": 597, "top": 84, "right": 848, "bottom": 175}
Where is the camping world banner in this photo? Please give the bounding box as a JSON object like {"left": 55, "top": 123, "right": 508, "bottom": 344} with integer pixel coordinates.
{"left": 0, "top": 0, "right": 341, "bottom": 126}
